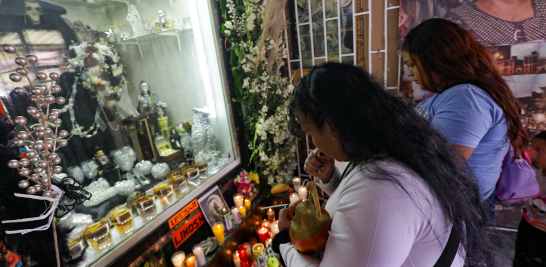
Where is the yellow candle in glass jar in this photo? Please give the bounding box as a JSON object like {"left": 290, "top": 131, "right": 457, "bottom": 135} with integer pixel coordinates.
{"left": 212, "top": 223, "right": 225, "bottom": 245}
{"left": 239, "top": 205, "right": 246, "bottom": 218}
{"left": 244, "top": 199, "right": 251, "bottom": 210}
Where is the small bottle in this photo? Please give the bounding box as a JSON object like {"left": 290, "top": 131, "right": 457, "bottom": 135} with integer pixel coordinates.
{"left": 221, "top": 207, "right": 233, "bottom": 233}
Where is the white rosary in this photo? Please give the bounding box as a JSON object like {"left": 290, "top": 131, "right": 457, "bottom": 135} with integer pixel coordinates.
{"left": 67, "top": 77, "right": 99, "bottom": 139}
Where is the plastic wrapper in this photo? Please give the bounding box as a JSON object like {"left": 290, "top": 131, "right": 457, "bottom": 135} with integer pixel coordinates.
{"left": 190, "top": 107, "right": 225, "bottom": 171}
{"left": 67, "top": 166, "right": 85, "bottom": 183}
{"left": 81, "top": 160, "right": 99, "bottom": 179}
{"left": 114, "top": 179, "right": 137, "bottom": 196}
{"left": 111, "top": 146, "right": 137, "bottom": 172}
{"left": 134, "top": 160, "right": 153, "bottom": 176}
{"left": 151, "top": 163, "right": 170, "bottom": 180}
{"left": 83, "top": 178, "right": 117, "bottom": 207}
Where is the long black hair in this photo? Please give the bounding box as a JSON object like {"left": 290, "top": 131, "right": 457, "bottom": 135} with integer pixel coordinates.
{"left": 402, "top": 18, "right": 528, "bottom": 155}
{"left": 288, "top": 62, "right": 494, "bottom": 266}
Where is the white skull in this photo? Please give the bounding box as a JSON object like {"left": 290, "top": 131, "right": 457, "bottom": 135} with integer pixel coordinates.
{"left": 141, "top": 82, "right": 150, "bottom": 94}
{"left": 25, "top": 1, "right": 42, "bottom": 25}
{"left": 158, "top": 10, "right": 165, "bottom": 18}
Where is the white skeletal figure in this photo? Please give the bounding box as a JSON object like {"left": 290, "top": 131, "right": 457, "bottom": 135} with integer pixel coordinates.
{"left": 126, "top": 4, "right": 146, "bottom": 38}
{"left": 158, "top": 10, "right": 167, "bottom": 28}
{"left": 24, "top": 0, "right": 42, "bottom": 25}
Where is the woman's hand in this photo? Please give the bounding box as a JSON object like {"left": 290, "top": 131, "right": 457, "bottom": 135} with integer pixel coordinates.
{"left": 278, "top": 199, "right": 303, "bottom": 231}
{"left": 304, "top": 148, "right": 335, "bottom": 184}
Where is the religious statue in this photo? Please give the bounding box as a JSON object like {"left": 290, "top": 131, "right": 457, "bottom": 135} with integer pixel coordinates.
{"left": 136, "top": 81, "right": 155, "bottom": 114}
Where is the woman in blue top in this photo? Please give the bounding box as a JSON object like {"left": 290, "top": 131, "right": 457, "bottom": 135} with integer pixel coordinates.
{"left": 401, "top": 18, "right": 528, "bottom": 218}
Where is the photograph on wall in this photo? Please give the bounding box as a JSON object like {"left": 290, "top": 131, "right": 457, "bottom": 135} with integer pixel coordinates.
{"left": 197, "top": 185, "right": 229, "bottom": 226}
{"left": 398, "top": 0, "right": 546, "bottom": 49}
{"left": 398, "top": 0, "right": 546, "bottom": 130}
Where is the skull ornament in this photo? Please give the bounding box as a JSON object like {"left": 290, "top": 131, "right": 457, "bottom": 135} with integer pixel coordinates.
{"left": 25, "top": 1, "right": 42, "bottom": 25}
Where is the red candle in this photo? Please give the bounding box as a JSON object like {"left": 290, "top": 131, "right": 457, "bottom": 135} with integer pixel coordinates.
{"left": 237, "top": 244, "right": 250, "bottom": 267}
{"left": 257, "top": 226, "right": 270, "bottom": 245}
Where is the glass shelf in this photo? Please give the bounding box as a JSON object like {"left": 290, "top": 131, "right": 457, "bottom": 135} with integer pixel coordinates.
{"left": 112, "top": 29, "right": 189, "bottom": 57}
{"left": 85, "top": 159, "right": 240, "bottom": 266}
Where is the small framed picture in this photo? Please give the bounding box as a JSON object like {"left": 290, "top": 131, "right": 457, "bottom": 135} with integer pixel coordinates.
{"left": 198, "top": 185, "right": 229, "bottom": 226}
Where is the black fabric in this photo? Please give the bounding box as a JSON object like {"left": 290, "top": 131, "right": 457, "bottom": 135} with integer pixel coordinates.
{"left": 513, "top": 217, "right": 546, "bottom": 267}
{"left": 272, "top": 230, "right": 291, "bottom": 267}
{"left": 433, "top": 221, "right": 461, "bottom": 267}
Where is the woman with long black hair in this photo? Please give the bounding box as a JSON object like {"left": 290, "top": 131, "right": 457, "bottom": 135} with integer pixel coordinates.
{"left": 272, "top": 62, "right": 494, "bottom": 266}
{"left": 401, "top": 18, "right": 528, "bottom": 218}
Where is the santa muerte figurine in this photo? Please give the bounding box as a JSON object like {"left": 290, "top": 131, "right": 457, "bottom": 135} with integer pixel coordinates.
{"left": 93, "top": 147, "right": 121, "bottom": 186}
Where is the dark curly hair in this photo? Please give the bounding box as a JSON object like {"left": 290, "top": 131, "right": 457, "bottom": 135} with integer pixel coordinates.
{"left": 288, "top": 62, "right": 494, "bottom": 266}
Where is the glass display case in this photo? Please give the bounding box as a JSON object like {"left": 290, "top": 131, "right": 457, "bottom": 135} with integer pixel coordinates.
{"left": 0, "top": 0, "right": 239, "bottom": 265}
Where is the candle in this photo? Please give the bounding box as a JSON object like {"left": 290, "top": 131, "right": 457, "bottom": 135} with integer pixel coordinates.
{"left": 298, "top": 186, "right": 308, "bottom": 200}
{"left": 265, "top": 237, "right": 272, "bottom": 248}
{"left": 244, "top": 198, "right": 251, "bottom": 210}
{"left": 186, "top": 254, "right": 197, "bottom": 267}
{"left": 171, "top": 251, "right": 186, "bottom": 267}
{"left": 252, "top": 243, "right": 267, "bottom": 266}
{"left": 212, "top": 223, "right": 225, "bottom": 245}
{"left": 257, "top": 226, "right": 270, "bottom": 245}
{"left": 233, "top": 251, "right": 241, "bottom": 267}
{"left": 261, "top": 219, "right": 270, "bottom": 229}
{"left": 270, "top": 221, "right": 279, "bottom": 236}
{"left": 193, "top": 244, "right": 206, "bottom": 267}
{"left": 292, "top": 176, "right": 301, "bottom": 191}
{"left": 267, "top": 208, "right": 275, "bottom": 221}
{"left": 237, "top": 244, "right": 250, "bottom": 267}
{"left": 231, "top": 206, "right": 241, "bottom": 224}
{"left": 233, "top": 194, "right": 244, "bottom": 207}
{"left": 289, "top": 192, "right": 300, "bottom": 204}
{"left": 239, "top": 205, "right": 246, "bottom": 218}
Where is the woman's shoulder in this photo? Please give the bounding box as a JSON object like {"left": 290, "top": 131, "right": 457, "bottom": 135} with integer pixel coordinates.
{"left": 439, "top": 83, "right": 499, "bottom": 106}
{"left": 347, "top": 158, "right": 435, "bottom": 200}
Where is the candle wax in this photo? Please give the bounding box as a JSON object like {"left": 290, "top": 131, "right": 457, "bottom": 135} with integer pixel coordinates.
{"left": 270, "top": 221, "right": 279, "bottom": 236}
{"left": 233, "top": 251, "right": 242, "bottom": 267}
{"left": 257, "top": 226, "right": 270, "bottom": 245}
{"left": 234, "top": 194, "right": 244, "bottom": 207}
{"left": 171, "top": 251, "right": 186, "bottom": 267}
{"left": 239, "top": 205, "right": 247, "bottom": 217}
{"left": 267, "top": 208, "right": 275, "bottom": 221}
{"left": 212, "top": 223, "right": 225, "bottom": 245}
{"left": 186, "top": 255, "right": 197, "bottom": 267}
{"left": 289, "top": 192, "right": 301, "bottom": 204}
{"left": 298, "top": 187, "right": 308, "bottom": 200}
{"left": 193, "top": 245, "right": 206, "bottom": 267}
{"left": 244, "top": 199, "right": 251, "bottom": 210}
{"left": 231, "top": 206, "right": 241, "bottom": 224}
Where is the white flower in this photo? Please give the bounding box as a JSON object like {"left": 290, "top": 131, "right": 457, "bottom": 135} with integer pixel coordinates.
{"left": 243, "top": 78, "right": 250, "bottom": 88}
{"left": 225, "top": 30, "right": 231, "bottom": 36}
{"left": 225, "top": 21, "right": 234, "bottom": 29}
{"left": 246, "top": 13, "right": 256, "bottom": 31}
{"left": 262, "top": 105, "right": 268, "bottom": 112}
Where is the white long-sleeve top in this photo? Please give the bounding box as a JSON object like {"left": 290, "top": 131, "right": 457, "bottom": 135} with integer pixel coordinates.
{"left": 280, "top": 158, "right": 464, "bottom": 267}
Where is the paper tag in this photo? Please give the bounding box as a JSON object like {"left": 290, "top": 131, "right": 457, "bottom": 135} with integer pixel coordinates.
{"left": 227, "top": 151, "right": 233, "bottom": 164}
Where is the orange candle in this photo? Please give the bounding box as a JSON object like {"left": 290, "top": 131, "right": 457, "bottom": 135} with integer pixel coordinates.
{"left": 244, "top": 198, "right": 251, "bottom": 210}
{"left": 239, "top": 205, "right": 247, "bottom": 217}
{"left": 186, "top": 254, "right": 197, "bottom": 267}
{"left": 212, "top": 223, "right": 225, "bottom": 245}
